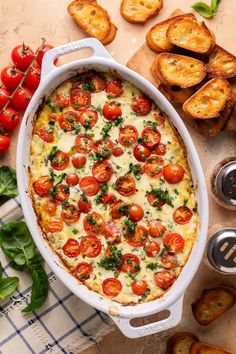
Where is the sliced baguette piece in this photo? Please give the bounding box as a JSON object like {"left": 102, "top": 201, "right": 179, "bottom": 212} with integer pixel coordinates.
{"left": 167, "top": 332, "right": 199, "bottom": 354}
{"left": 146, "top": 13, "right": 196, "bottom": 53}
{"left": 192, "top": 285, "right": 236, "bottom": 325}
{"left": 207, "top": 45, "right": 236, "bottom": 78}
{"left": 120, "top": 0, "right": 163, "bottom": 24}
{"left": 166, "top": 19, "right": 215, "bottom": 55}
{"left": 67, "top": 0, "right": 111, "bottom": 41}
{"left": 159, "top": 84, "right": 195, "bottom": 105}
{"left": 183, "top": 78, "right": 232, "bottom": 119}
{"left": 101, "top": 23, "right": 117, "bottom": 45}
{"left": 190, "top": 341, "right": 233, "bottom": 354}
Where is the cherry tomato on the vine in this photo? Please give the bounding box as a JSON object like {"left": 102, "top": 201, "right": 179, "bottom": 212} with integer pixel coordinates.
{"left": 0, "top": 87, "right": 10, "bottom": 109}
{"left": 36, "top": 44, "right": 58, "bottom": 68}
{"left": 1, "top": 66, "right": 23, "bottom": 90}
{"left": 0, "top": 108, "right": 20, "bottom": 132}
{"left": 24, "top": 65, "right": 41, "bottom": 91}
{"left": 11, "top": 44, "right": 34, "bottom": 71}
{"left": 11, "top": 86, "right": 33, "bottom": 111}
{"left": 0, "top": 135, "right": 10, "bottom": 153}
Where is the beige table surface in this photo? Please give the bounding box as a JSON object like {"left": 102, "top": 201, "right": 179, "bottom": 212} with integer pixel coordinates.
{"left": 0, "top": 1, "right": 236, "bottom": 353}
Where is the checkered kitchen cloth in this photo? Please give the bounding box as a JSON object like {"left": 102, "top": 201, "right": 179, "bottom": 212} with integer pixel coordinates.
{"left": 0, "top": 197, "right": 113, "bottom": 354}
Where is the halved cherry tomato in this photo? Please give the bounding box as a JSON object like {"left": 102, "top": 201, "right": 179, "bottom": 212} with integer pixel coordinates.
{"left": 106, "top": 80, "right": 123, "bottom": 98}
{"left": 119, "top": 125, "right": 138, "bottom": 147}
{"left": 127, "top": 225, "right": 148, "bottom": 247}
{"left": 154, "top": 143, "right": 166, "bottom": 156}
{"left": 92, "top": 160, "right": 113, "bottom": 182}
{"left": 1, "top": 66, "right": 23, "bottom": 90}
{"left": 148, "top": 219, "right": 166, "bottom": 237}
{"left": 59, "top": 111, "right": 78, "bottom": 132}
{"left": 90, "top": 74, "right": 107, "bottom": 92}
{"left": 131, "top": 96, "right": 152, "bottom": 116}
{"left": 0, "top": 87, "right": 10, "bottom": 109}
{"left": 66, "top": 173, "right": 79, "bottom": 186}
{"left": 128, "top": 204, "right": 144, "bottom": 222}
{"left": 75, "top": 262, "right": 93, "bottom": 282}
{"left": 0, "top": 135, "right": 10, "bottom": 153}
{"left": 79, "top": 176, "right": 100, "bottom": 196}
{"left": 105, "top": 221, "right": 122, "bottom": 245}
{"left": 120, "top": 253, "right": 140, "bottom": 274}
{"left": 133, "top": 144, "right": 151, "bottom": 162}
{"left": 38, "top": 127, "right": 54, "bottom": 143}
{"left": 163, "top": 233, "right": 184, "bottom": 253}
{"left": 111, "top": 200, "right": 127, "bottom": 219}
{"left": 154, "top": 270, "right": 175, "bottom": 289}
{"left": 94, "top": 138, "right": 114, "bottom": 158}
{"left": 115, "top": 175, "right": 136, "bottom": 197}
{"left": 11, "top": 86, "right": 33, "bottom": 111}
{"left": 24, "top": 65, "right": 41, "bottom": 91}
{"left": 163, "top": 163, "right": 185, "bottom": 184}
{"left": 78, "top": 198, "right": 92, "bottom": 214}
{"left": 33, "top": 176, "right": 53, "bottom": 197}
{"left": 75, "top": 134, "right": 94, "bottom": 153}
{"left": 144, "top": 155, "right": 164, "bottom": 178}
{"left": 43, "top": 200, "right": 57, "bottom": 216}
{"left": 131, "top": 280, "right": 148, "bottom": 296}
{"left": 61, "top": 204, "right": 80, "bottom": 224}
{"left": 54, "top": 184, "right": 70, "bottom": 202}
{"left": 141, "top": 127, "right": 161, "bottom": 148}
{"left": 55, "top": 93, "right": 69, "bottom": 108}
{"left": 154, "top": 113, "right": 165, "bottom": 128}
{"left": 36, "top": 44, "right": 58, "bottom": 68}
{"left": 11, "top": 44, "right": 34, "bottom": 70}
{"left": 50, "top": 150, "right": 70, "bottom": 171}
{"left": 147, "top": 193, "right": 166, "bottom": 208}
{"left": 146, "top": 241, "right": 160, "bottom": 257}
{"left": 80, "top": 235, "right": 102, "bottom": 258}
{"left": 83, "top": 212, "right": 105, "bottom": 235}
{"left": 70, "top": 89, "right": 91, "bottom": 110}
{"left": 112, "top": 146, "right": 124, "bottom": 157}
{"left": 161, "top": 255, "right": 178, "bottom": 269}
{"left": 101, "top": 192, "right": 116, "bottom": 205}
{"left": 102, "top": 278, "right": 122, "bottom": 297}
{"left": 72, "top": 154, "right": 86, "bottom": 169}
{"left": 0, "top": 108, "right": 20, "bottom": 132}
{"left": 78, "top": 109, "right": 98, "bottom": 128}
{"left": 103, "top": 102, "right": 122, "bottom": 121}
{"left": 63, "top": 239, "right": 80, "bottom": 258}
{"left": 46, "top": 219, "right": 63, "bottom": 233}
{"left": 173, "top": 206, "right": 193, "bottom": 225}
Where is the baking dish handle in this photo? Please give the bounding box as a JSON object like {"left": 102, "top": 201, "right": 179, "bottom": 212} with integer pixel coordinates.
{"left": 110, "top": 296, "right": 184, "bottom": 338}
{"left": 41, "top": 38, "right": 113, "bottom": 79}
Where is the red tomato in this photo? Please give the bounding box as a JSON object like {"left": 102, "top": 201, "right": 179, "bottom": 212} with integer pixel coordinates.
{"left": 173, "top": 206, "right": 193, "bottom": 225}
{"left": 141, "top": 127, "right": 161, "bottom": 148}
{"left": 147, "top": 193, "right": 166, "bottom": 208}
{"left": 103, "top": 102, "right": 122, "bottom": 121}
{"left": 11, "top": 86, "right": 33, "bottom": 111}
{"left": 36, "top": 44, "right": 58, "bottom": 68}
{"left": 1, "top": 66, "right": 23, "bottom": 90}
{"left": 105, "top": 221, "right": 122, "bottom": 245}
{"left": 144, "top": 155, "right": 164, "bottom": 178}
{"left": 131, "top": 280, "right": 148, "bottom": 296}
{"left": 78, "top": 198, "right": 92, "bottom": 214}
{"left": 63, "top": 239, "right": 80, "bottom": 258}
{"left": 92, "top": 161, "right": 113, "bottom": 182}
{"left": 80, "top": 235, "right": 102, "bottom": 258}
{"left": 38, "top": 127, "right": 54, "bottom": 143}
{"left": 133, "top": 144, "right": 151, "bottom": 162}
{"left": 128, "top": 204, "right": 144, "bottom": 222}
{"left": 24, "top": 65, "right": 41, "bottom": 90}
{"left": 154, "top": 270, "right": 175, "bottom": 289}
{"left": 154, "top": 113, "right": 165, "bottom": 128}
{"left": 120, "top": 254, "right": 140, "bottom": 274}
{"left": 127, "top": 225, "right": 148, "bottom": 247}
{"left": 0, "top": 135, "right": 10, "bottom": 153}
{"left": 0, "top": 108, "right": 20, "bottom": 132}
{"left": 72, "top": 154, "right": 86, "bottom": 169}
{"left": 79, "top": 176, "right": 100, "bottom": 196}
{"left": 161, "top": 255, "right": 178, "bottom": 269}
{"left": 148, "top": 219, "right": 166, "bottom": 238}
{"left": 75, "top": 134, "right": 94, "bottom": 154}
{"left": 90, "top": 74, "right": 107, "bottom": 92}
{"left": 61, "top": 204, "right": 80, "bottom": 224}
{"left": 94, "top": 138, "right": 114, "bottom": 158}
{"left": 112, "top": 146, "right": 124, "bottom": 157}
{"left": 43, "top": 200, "right": 57, "bottom": 216}
{"left": 78, "top": 109, "right": 98, "bottom": 128}
{"left": 163, "top": 233, "right": 184, "bottom": 253}
{"left": 45, "top": 219, "right": 63, "bottom": 233}
{"left": 59, "top": 111, "right": 78, "bottom": 132}
{"left": 11, "top": 44, "right": 34, "bottom": 70}
{"left": 55, "top": 94, "right": 69, "bottom": 108}
{"left": 101, "top": 192, "right": 116, "bottom": 205}
{"left": 119, "top": 125, "right": 138, "bottom": 147}
{"left": 70, "top": 89, "right": 91, "bottom": 110}
{"left": 66, "top": 173, "right": 79, "bottom": 186}
{"left": 163, "top": 163, "right": 185, "bottom": 184}
{"left": 102, "top": 278, "right": 122, "bottom": 297}
{"left": 146, "top": 241, "right": 160, "bottom": 257}
{"left": 54, "top": 184, "right": 70, "bottom": 202}
{"left": 0, "top": 87, "right": 10, "bottom": 109}
{"left": 50, "top": 150, "right": 70, "bottom": 171}
{"left": 106, "top": 80, "right": 123, "bottom": 98}
{"left": 33, "top": 176, "right": 53, "bottom": 197}
{"left": 131, "top": 96, "right": 152, "bottom": 115}
{"left": 75, "top": 262, "right": 93, "bottom": 282}
{"left": 111, "top": 200, "right": 127, "bottom": 219}
{"left": 154, "top": 143, "right": 166, "bottom": 156}
{"left": 116, "top": 175, "right": 136, "bottom": 197}
{"left": 83, "top": 212, "right": 105, "bottom": 235}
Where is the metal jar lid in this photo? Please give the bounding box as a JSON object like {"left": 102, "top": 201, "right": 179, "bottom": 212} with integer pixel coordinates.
{"left": 207, "top": 228, "right": 236, "bottom": 273}
{"left": 215, "top": 161, "right": 236, "bottom": 207}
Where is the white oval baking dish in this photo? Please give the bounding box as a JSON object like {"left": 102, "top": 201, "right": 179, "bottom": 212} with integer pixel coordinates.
{"left": 16, "top": 38, "right": 209, "bottom": 338}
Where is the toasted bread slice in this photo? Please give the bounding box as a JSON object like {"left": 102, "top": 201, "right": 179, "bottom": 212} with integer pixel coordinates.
{"left": 67, "top": 0, "right": 111, "bottom": 41}
{"left": 183, "top": 78, "right": 232, "bottom": 119}
{"left": 190, "top": 341, "right": 233, "bottom": 354}
{"left": 168, "top": 332, "right": 199, "bottom": 354}
{"left": 154, "top": 53, "right": 206, "bottom": 88}
{"left": 159, "top": 84, "right": 195, "bottom": 105}
{"left": 146, "top": 13, "right": 196, "bottom": 53}
{"left": 120, "top": 0, "right": 163, "bottom": 24}
{"left": 101, "top": 23, "right": 117, "bottom": 45}
{"left": 166, "top": 19, "right": 215, "bottom": 55}
{"left": 192, "top": 285, "right": 236, "bottom": 325}
{"left": 207, "top": 45, "right": 236, "bottom": 79}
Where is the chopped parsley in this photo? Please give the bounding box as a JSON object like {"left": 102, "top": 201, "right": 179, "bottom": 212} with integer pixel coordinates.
{"left": 98, "top": 246, "right": 122, "bottom": 271}
{"left": 193, "top": 206, "right": 198, "bottom": 213}
{"left": 72, "top": 228, "right": 79, "bottom": 235}
{"left": 87, "top": 215, "right": 96, "bottom": 225}
{"left": 159, "top": 244, "right": 170, "bottom": 257}
{"left": 124, "top": 218, "right": 137, "bottom": 235}
{"left": 174, "top": 188, "right": 179, "bottom": 195}
{"left": 146, "top": 263, "right": 161, "bottom": 271}
{"left": 49, "top": 173, "right": 66, "bottom": 198}
{"left": 143, "top": 120, "right": 157, "bottom": 130}
{"left": 146, "top": 187, "right": 174, "bottom": 208}
{"left": 183, "top": 199, "right": 188, "bottom": 206}
{"left": 82, "top": 82, "right": 95, "bottom": 91}
{"left": 47, "top": 101, "right": 56, "bottom": 112}
{"left": 127, "top": 163, "right": 142, "bottom": 180}
{"left": 100, "top": 117, "right": 124, "bottom": 138}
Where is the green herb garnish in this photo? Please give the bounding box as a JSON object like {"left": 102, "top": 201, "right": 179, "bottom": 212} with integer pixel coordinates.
{"left": 192, "top": 0, "right": 221, "bottom": 18}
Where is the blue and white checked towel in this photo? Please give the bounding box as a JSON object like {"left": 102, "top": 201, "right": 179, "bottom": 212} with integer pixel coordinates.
{"left": 0, "top": 197, "right": 113, "bottom": 354}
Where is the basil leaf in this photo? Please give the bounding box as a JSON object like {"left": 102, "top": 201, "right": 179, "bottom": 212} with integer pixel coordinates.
{"left": 22, "top": 266, "right": 49, "bottom": 312}
{"left": 0, "top": 277, "right": 19, "bottom": 300}
{"left": 192, "top": 2, "right": 214, "bottom": 18}
{"left": 0, "top": 166, "right": 18, "bottom": 198}
{"left": 0, "top": 262, "right": 3, "bottom": 279}
{"left": 211, "top": 0, "right": 221, "bottom": 13}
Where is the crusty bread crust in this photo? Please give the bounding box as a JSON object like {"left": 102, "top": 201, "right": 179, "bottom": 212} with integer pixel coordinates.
{"left": 167, "top": 332, "right": 199, "bottom": 354}
{"left": 190, "top": 341, "right": 233, "bottom": 354}
{"left": 120, "top": 0, "right": 163, "bottom": 24}
{"left": 207, "top": 45, "right": 236, "bottom": 78}
{"left": 101, "top": 23, "right": 117, "bottom": 45}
